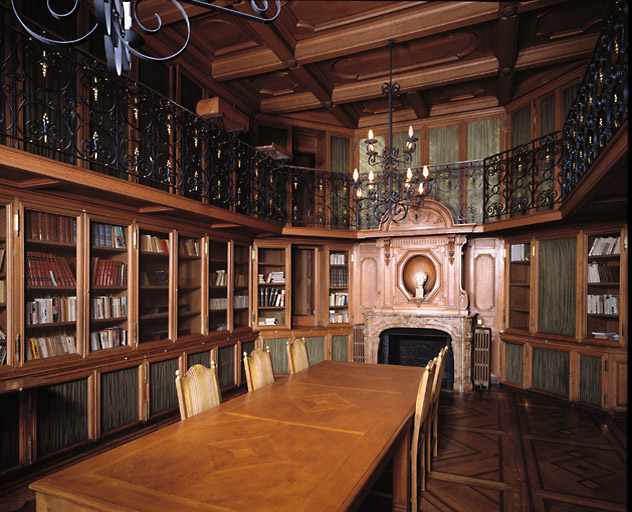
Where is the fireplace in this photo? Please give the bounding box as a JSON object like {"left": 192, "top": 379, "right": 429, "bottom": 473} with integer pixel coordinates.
{"left": 378, "top": 328, "right": 454, "bottom": 389}
{"left": 364, "top": 312, "right": 474, "bottom": 392}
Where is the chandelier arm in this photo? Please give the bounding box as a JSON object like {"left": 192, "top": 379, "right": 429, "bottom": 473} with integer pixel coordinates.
{"left": 10, "top": 0, "right": 99, "bottom": 46}
{"left": 179, "top": 0, "right": 282, "bottom": 23}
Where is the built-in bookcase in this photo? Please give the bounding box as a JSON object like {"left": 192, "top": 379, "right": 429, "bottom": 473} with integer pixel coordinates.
{"left": 177, "top": 235, "right": 203, "bottom": 338}
{"left": 209, "top": 240, "right": 228, "bottom": 332}
{"left": 507, "top": 242, "right": 531, "bottom": 331}
{"left": 255, "top": 245, "right": 288, "bottom": 328}
{"left": 585, "top": 232, "right": 621, "bottom": 343}
{"left": 232, "top": 243, "right": 250, "bottom": 330}
{"left": 89, "top": 220, "right": 129, "bottom": 352}
{"left": 328, "top": 250, "right": 350, "bottom": 325}
{"left": 138, "top": 228, "right": 171, "bottom": 343}
{"left": 24, "top": 209, "right": 79, "bottom": 361}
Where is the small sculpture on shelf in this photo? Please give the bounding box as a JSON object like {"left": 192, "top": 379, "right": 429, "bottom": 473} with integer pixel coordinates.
{"left": 415, "top": 271, "right": 428, "bottom": 299}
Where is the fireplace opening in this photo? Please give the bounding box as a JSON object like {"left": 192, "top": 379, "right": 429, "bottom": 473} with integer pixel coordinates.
{"left": 378, "top": 328, "right": 454, "bottom": 389}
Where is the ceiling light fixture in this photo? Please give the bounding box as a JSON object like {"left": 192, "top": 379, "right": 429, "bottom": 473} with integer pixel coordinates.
{"left": 351, "top": 40, "right": 432, "bottom": 227}
{"left": 11, "top": 0, "right": 281, "bottom": 75}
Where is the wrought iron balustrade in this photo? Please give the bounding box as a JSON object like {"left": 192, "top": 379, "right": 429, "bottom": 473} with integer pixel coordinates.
{"left": 562, "top": 0, "right": 628, "bottom": 197}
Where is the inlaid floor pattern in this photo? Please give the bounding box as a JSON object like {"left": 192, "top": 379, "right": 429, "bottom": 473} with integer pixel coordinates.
{"left": 360, "top": 385, "right": 627, "bottom": 512}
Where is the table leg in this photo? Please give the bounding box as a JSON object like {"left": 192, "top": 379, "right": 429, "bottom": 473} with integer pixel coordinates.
{"left": 392, "top": 421, "right": 411, "bottom": 512}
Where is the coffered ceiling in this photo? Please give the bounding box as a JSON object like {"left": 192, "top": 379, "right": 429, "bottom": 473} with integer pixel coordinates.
{"left": 131, "top": 0, "right": 611, "bottom": 130}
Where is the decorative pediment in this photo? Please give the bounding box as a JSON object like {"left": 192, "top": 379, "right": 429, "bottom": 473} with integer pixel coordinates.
{"left": 380, "top": 200, "right": 455, "bottom": 232}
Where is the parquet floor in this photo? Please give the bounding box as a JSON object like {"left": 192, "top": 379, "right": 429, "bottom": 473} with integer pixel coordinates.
{"left": 361, "top": 385, "right": 627, "bottom": 512}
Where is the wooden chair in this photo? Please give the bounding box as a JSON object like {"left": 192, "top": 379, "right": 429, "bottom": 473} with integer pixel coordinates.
{"left": 286, "top": 338, "right": 310, "bottom": 374}
{"left": 411, "top": 358, "right": 436, "bottom": 512}
{"left": 174, "top": 362, "right": 221, "bottom": 420}
{"left": 426, "top": 345, "right": 449, "bottom": 473}
{"left": 243, "top": 346, "right": 275, "bottom": 392}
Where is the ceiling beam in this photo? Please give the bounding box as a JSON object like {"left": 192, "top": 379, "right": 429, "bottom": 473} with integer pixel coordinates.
{"left": 496, "top": 3, "right": 519, "bottom": 105}
{"left": 514, "top": 33, "right": 598, "bottom": 70}
{"left": 403, "top": 92, "right": 430, "bottom": 120}
{"left": 212, "top": 2, "right": 500, "bottom": 81}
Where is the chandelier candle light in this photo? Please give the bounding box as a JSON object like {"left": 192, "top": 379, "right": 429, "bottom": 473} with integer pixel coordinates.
{"left": 351, "top": 40, "right": 432, "bottom": 227}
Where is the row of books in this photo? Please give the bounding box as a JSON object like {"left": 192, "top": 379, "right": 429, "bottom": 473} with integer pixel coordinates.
{"left": 329, "top": 268, "right": 349, "bottom": 287}
{"left": 330, "top": 253, "right": 347, "bottom": 265}
{"left": 587, "top": 294, "right": 619, "bottom": 315}
{"left": 141, "top": 270, "right": 168, "bottom": 286}
{"left": 92, "top": 258, "right": 128, "bottom": 287}
{"left": 26, "top": 251, "right": 76, "bottom": 287}
{"left": 27, "top": 211, "right": 76, "bottom": 244}
{"left": 92, "top": 223, "right": 126, "bottom": 249}
{"left": 90, "top": 327, "right": 127, "bottom": 350}
{"left": 92, "top": 295, "right": 128, "bottom": 320}
{"left": 258, "top": 317, "right": 278, "bottom": 326}
{"left": 510, "top": 243, "right": 530, "bottom": 262}
{"left": 589, "top": 236, "right": 620, "bottom": 256}
{"left": 234, "top": 295, "right": 248, "bottom": 309}
{"left": 180, "top": 239, "right": 200, "bottom": 256}
{"left": 140, "top": 234, "right": 170, "bottom": 254}
{"left": 329, "top": 311, "right": 349, "bottom": 324}
{"left": 235, "top": 274, "right": 248, "bottom": 287}
{"left": 329, "top": 292, "right": 349, "bottom": 306}
{"left": 591, "top": 331, "right": 619, "bottom": 341}
{"left": 0, "top": 279, "right": 5, "bottom": 303}
{"left": 587, "top": 263, "right": 620, "bottom": 284}
{"left": 26, "top": 296, "right": 77, "bottom": 325}
{"left": 210, "top": 297, "right": 228, "bottom": 311}
{"left": 258, "top": 271, "right": 285, "bottom": 283}
{"left": 27, "top": 335, "right": 77, "bottom": 360}
{"left": 213, "top": 269, "right": 227, "bottom": 286}
{"left": 259, "top": 287, "right": 285, "bottom": 307}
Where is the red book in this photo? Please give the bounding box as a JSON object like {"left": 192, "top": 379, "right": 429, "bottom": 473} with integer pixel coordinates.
{"left": 33, "top": 252, "right": 46, "bottom": 286}
{"left": 109, "top": 259, "right": 116, "bottom": 286}
{"left": 26, "top": 252, "right": 34, "bottom": 285}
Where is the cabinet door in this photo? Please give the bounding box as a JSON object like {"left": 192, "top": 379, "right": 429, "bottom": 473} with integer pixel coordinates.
{"left": 328, "top": 250, "right": 350, "bottom": 325}
{"left": 138, "top": 228, "right": 171, "bottom": 343}
{"left": 507, "top": 242, "right": 531, "bottom": 331}
{"left": 0, "top": 203, "right": 8, "bottom": 367}
{"left": 585, "top": 231, "right": 622, "bottom": 344}
{"left": 177, "top": 235, "right": 203, "bottom": 339}
{"left": 232, "top": 242, "right": 251, "bottom": 330}
{"left": 23, "top": 209, "right": 80, "bottom": 361}
{"left": 89, "top": 219, "right": 130, "bottom": 352}
{"left": 208, "top": 240, "right": 228, "bottom": 332}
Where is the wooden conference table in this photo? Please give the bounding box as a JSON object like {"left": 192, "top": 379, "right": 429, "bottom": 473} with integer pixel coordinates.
{"left": 31, "top": 360, "right": 422, "bottom": 512}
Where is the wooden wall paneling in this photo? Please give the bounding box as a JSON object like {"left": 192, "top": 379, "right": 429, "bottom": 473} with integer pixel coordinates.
{"left": 355, "top": 242, "right": 378, "bottom": 315}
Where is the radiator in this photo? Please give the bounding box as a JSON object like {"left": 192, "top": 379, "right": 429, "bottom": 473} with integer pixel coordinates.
{"left": 473, "top": 327, "right": 491, "bottom": 390}
{"left": 352, "top": 324, "right": 365, "bottom": 363}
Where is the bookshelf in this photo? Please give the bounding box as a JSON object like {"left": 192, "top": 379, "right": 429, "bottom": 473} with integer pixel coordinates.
{"left": 138, "top": 228, "right": 171, "bottom": 343}
{"left": 255, "top": 245, "right": 288, "bottom": 328}
{"left": 328, "top": 250, "right": 350, "bottom": 325}
{"left": 24, "top": 209, "right": 79, "bottom": 361}
{"left": 89, "top": 220, "right": 129, "bottom": 352}
{"left": 209, "top": 239, "right": 228, "bottom": 332}
{"left": 507, "top": 242, "right": 531, "bottom": 331}
{"left": 585, "top": 232, "right": 622, "bottom": 343}
{"left": 232, "top": 243, "right": 250, "bottom": 330}
{"left": 0, "top": 205, "right": 6, "bottom": 367}
{"left": 177, "top": 235, "right": 203, "bottom": 339}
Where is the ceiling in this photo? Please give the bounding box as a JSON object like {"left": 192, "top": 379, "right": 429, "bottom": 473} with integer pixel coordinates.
{"left": 131, "top": 0, "right": 612, "bottom": 130}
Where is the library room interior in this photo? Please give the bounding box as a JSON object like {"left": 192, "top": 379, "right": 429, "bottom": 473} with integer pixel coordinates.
{"left": 0, "top": 1, "right": 627, "bottom": 511}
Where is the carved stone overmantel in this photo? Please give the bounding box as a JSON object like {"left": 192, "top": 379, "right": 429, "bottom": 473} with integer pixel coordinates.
{"left": 364, "top": 312, "right": 475, "bottom": 392}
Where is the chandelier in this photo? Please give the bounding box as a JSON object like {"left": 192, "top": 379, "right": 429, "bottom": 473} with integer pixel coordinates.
{"left": 351, "top": 40, "right": 432, "bottom": 227}
{"left": 11, "top": 0, "right": 281, "bottom": 75}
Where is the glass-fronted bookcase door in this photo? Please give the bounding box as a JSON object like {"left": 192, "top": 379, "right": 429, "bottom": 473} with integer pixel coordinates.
{"left": 23, "top": 208, "right": 80, "bottom": 361}
{"left": 89, "top": 218, "right": 130, "bottom": 352}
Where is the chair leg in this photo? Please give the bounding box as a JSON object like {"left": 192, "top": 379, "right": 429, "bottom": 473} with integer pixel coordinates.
{"left": 420, "top": 432, "right": 427, "bottom": 492}
{"left": 411, "top": 450, "right": 418, "bottom": 512}
{"left": 432, "top": 411, "right": 439, "bottom": 457}
{"left": 425, "top": 420, "right": 432, "bottom": 473}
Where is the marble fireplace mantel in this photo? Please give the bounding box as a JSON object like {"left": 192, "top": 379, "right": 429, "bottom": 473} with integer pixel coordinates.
{"left": 364, "top": 312, "right": 475, "bottom": 392}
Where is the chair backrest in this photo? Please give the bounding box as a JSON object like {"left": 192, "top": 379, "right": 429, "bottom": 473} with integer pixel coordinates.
{"left": 175, "top": 362, "right": 221, "bottom": 420}
{"left": 430, "top": 346, "right": 448, "bottom": 404}
{"left": 243, "top": 346, "right": 275, "bottom": 392}
{"left": 413, "top": 358, "right": 436, "bottom": 429}
{"left": 286, "top": 338, "right": 310, "bottom": 374}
